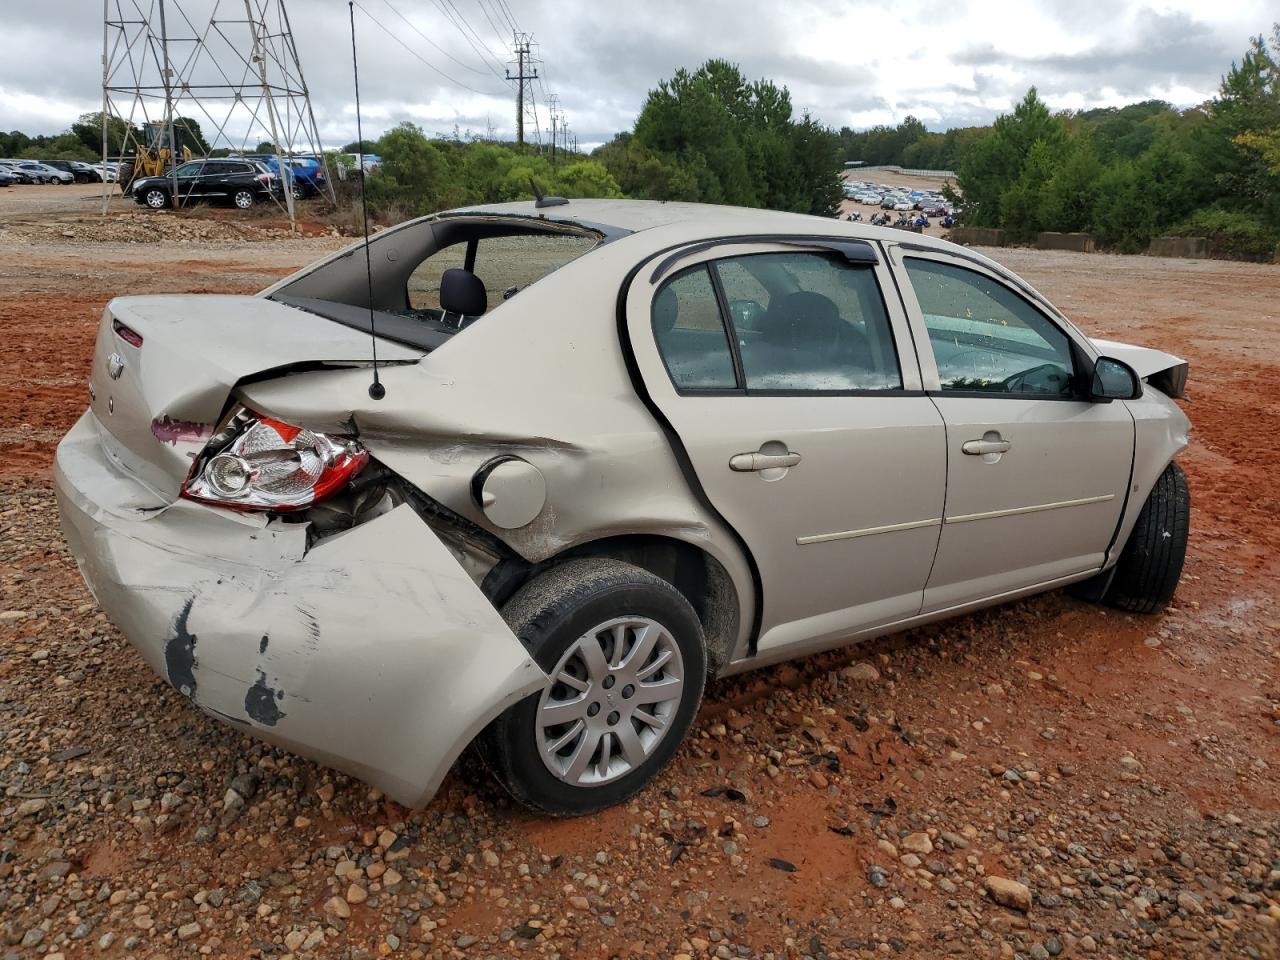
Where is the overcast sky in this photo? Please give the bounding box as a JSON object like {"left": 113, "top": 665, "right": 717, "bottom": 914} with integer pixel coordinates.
{"left": 0, "top": 0, "right": 1272, "bottom": 152}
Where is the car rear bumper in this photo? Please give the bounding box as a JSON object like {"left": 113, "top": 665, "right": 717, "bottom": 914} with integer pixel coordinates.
{"left": 54, "top": 409, "right": 546, "bottom": 807}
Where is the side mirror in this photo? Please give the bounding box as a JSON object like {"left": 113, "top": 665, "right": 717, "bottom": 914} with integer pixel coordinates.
{"left": 1090, "top": 356, "right": 1142, "bottom": 402}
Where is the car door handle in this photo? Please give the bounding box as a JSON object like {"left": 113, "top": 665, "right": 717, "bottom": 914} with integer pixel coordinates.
{"left": 729, "top": 451, "right": 802, "bottom": 472}
{"left": 962, "top": 438, "right": 1012, "bottom": 456}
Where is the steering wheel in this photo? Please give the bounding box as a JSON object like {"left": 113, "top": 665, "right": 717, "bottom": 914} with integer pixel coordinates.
{"left": 1000, "top": 363, "right": 1068, "bottom": 395}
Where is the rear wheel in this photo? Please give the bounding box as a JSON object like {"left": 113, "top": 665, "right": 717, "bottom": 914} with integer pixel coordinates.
{"left": 233, "top": 188, "right": 255, "bottom": 209}
{"left": 1105, "top": 462, "right": 1190, "bottom": 613}
{"left": 480, "top": 558, "right": 706, "bottom": 816}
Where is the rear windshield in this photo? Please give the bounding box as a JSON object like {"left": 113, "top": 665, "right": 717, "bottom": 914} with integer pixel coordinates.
{"left": 268, "top": 222, "right": 601, "bottom": 352}
{"left": 408, "top": 233, "right": 596, "bottom": 312}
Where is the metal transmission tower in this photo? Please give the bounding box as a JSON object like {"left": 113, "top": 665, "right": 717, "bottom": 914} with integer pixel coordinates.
{"left": 505, "top": 32, "right": 540, "bottom": 150}
{"left": 101, "top": 0, "right": 333, "bottom": 218}
{"left": 545, "top": 93, "right": 560, "bottom": 162}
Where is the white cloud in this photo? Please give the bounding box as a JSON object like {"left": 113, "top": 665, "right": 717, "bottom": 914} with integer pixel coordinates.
{"left": 0, "top": 0, "right": 1273, "bottom": 149}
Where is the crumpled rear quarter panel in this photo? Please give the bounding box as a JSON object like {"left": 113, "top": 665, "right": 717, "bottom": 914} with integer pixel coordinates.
{"left": 55, "top": 410, "right": 546, "bottom": 807}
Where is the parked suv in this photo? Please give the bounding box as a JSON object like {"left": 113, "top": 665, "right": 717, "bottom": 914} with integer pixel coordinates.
{"left": 131, "top": 159, "right": 281, "bottom": 209}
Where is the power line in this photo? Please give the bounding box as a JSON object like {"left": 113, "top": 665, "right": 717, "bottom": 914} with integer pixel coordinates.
{"left": 352, "top": 1, "right": 505, "bottom": 97}
{"left": 436, "top": 0, "right": 510, "bottom": 76}
{"left": 378, "top": 0, "right": 493, "bottom": 77}
{"left": 475, "top": 0, "right": 509, "bottom": 51}
{"left": 495, "top": 0, "right": 520, "bottom": 34}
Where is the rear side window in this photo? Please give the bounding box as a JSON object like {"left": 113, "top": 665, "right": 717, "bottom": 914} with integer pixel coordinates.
{"left": 652, "top": 266, "right": 737, "bottom": 389}
{"left": 904, "top": 258, "right": 1075, "bottom": 396}
{"left": 717, "top": 252, "right": 902, "bottom": 392}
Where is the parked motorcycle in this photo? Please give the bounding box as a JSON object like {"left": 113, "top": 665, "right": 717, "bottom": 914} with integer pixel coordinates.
{"left": 846, "top": 211, "right": 863, "bottom": 222}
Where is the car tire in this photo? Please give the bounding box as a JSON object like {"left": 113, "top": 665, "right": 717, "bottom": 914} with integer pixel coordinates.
{"left": 1105, "top": 462, "right": 1190, "bottom": 614}
{"left": 143, "top": 188, "right": 168, "bottom": 209}
{"left": 480, "top": 558, "right": 707, "bottom": 816}
{"left": 233, "top": 189, "right": 255, "bottom": 209}
{"left": 291, "top": 183, "right": 305, "bottom": 201}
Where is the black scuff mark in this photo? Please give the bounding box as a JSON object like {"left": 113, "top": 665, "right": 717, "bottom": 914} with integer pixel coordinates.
{"left": 296, "top": 606, "right": 321, "bottom": 653}
{"left": 164, "top": 597, "right": 199, "bottom": 700}
{"left": 245, "top": 670, "right": 286, "bottom": 726}
{"left": 259, "top": 634, "right": 269, "bottom": 654}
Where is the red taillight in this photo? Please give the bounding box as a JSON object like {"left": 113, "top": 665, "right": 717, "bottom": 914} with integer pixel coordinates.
{"left": 181, "top": 411, "right": 368, "bottom": 512}
{"left": 112, "top": 319, "right": 144, "bottom": 347}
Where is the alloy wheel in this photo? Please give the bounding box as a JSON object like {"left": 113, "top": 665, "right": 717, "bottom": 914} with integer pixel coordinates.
{"left": 536, "top": 616, "right": 685, "bottom": 786}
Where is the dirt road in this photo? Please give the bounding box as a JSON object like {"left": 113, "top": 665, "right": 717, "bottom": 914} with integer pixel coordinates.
{"left": 1, "top": 214, "right": 1277, "bottom": 960}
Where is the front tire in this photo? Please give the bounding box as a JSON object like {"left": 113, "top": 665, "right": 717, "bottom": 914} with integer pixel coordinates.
{"left": 1106, "top": 462, "right": 1190, "bottom": 613}
{"left": 233, "top": 189, "right": 255, "bottom": 209}
{"left": 143, "top": 188, "right": 168, "bottom": 209}
{"left": 481, "top": 558, "right": 707, "bottom": 816}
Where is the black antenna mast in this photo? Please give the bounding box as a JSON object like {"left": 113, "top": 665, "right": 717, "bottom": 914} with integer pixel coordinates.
{"left": 349, "top": 1, "right": 385, "bottom": 400}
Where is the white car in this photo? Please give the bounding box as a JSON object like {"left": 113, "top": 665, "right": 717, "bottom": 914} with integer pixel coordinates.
{"left": 55, "top": 198, "right": 1191, "bottom": 815}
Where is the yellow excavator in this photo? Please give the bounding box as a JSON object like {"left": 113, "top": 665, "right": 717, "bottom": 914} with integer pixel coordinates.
{"left": 119, "top": 122, "right": 193, "bottom": 190}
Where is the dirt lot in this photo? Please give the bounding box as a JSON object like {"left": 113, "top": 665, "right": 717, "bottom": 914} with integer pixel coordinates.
{"left": 0, "top": 203, "right": 1278, "bottom": 960}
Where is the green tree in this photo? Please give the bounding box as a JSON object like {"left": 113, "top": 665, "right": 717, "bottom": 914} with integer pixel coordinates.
{"left": 956, "top": 88, "right": 1064, "bottom": 227}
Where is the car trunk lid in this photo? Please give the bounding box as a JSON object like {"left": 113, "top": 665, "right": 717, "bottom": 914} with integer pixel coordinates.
{"left": 87, "top": 294, "right": 425, "bottom": 500}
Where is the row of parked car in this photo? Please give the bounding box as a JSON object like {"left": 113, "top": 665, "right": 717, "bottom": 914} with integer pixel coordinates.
{"left": 842, "top": 179, "right": 954, "bottom": 218}
{"left": 0, "top": 158, "right": 114, "bottom": 186}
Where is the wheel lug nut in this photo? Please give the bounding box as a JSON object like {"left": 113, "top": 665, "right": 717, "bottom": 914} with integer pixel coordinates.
{"left": 587, "top": 703, "right": 600, "bottom": 717}
{"left": 621, "top": 684, "right": 635, "bottom": 699}
{"left": 606, "top": 710, "right": 620, "bottom": 726}
{"left": 602, "top": 675, "right": 615, "bottom": 690}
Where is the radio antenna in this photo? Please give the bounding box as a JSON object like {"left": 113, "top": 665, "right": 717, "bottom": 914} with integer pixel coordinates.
{"left": 348, "top": 1, "right": 384, "bottom": 400}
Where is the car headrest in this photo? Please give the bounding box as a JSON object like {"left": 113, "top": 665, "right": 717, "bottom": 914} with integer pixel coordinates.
{"left": 440, "top": 268, "right": 487, "bottom": 317}
{"left": 653, "top": 287, "right": 679, "bottom": 334}
{"left": 763, "top": 291, "right": 841, "bottom": 345}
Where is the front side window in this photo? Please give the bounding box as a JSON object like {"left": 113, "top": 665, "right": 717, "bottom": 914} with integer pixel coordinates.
{"left": 904, "top": 258, "right": 1075, "bottom": 397}
{"left": 407, "top": 232, "right": 596, "bottom": 313}
{"left": 716, "top": 252, "right": 903, "bottom": 392}
{"left": 652, "top": 266, "right": 737, "bottom": 389}
{"left": 173, "top": 162, "right": 203, "bottom": 177}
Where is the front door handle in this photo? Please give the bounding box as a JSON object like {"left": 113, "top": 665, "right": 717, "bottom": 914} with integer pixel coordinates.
{"left": 962, "top": 438, "right": 1012, "bottom": 456}
{"left": 729, "top": 451, "right": 802, "bottom": 472}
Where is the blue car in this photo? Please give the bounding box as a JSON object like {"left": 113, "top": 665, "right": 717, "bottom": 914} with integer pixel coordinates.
{"left": 237, "top": 154, "right": 328, "bottom": 199}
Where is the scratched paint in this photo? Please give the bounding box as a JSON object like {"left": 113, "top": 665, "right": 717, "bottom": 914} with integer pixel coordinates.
{"left": 164, "top": 598, "right": 198, "bottom": 699}
{"left": 244, "top": 670, "right": 286, "bottom": 726}
{"left": 150, "top": 416, "right": 212, "bottom": 445}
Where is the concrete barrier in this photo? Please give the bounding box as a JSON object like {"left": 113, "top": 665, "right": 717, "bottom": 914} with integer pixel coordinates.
{"left": 1036, "top": 232, "right": 1096, "bottom": 253}
{"left": 1148, "top": 236, "right": 1209, "bottom": 259}
{"left": 949, "top": 226, "right": 1006, "bottom": 247}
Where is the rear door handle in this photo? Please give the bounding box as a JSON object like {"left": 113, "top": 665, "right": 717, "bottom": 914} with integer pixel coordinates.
{"left": 729, "top": 451, "right": 802, "bottom": 472}
{"left": 962, "top": 438, "right": 1012, "bottom": 455}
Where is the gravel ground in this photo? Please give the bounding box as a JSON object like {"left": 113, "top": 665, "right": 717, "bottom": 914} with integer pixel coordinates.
{"left": 0, "top": 208, "right": 1277, "bottom": 960}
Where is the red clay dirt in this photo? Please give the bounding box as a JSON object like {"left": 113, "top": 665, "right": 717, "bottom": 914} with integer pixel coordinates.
{"left": 0, "top": 224, "right": 1277, "bottom": 959}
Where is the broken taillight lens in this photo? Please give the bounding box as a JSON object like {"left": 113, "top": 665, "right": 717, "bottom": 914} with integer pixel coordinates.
{"left": 112, "top": 319, "right": 144, "bottom": 347}
{"left": 181, "top": 414, "right": 368, "bottom": 512}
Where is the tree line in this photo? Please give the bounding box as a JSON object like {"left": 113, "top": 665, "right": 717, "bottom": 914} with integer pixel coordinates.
{"left": 5, "top": 26, "right": 1277, "bottom": 258}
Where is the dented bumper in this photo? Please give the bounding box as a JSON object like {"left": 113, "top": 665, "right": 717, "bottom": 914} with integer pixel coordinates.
{"left": 54, "top": 410, "right": 546, "bottom": 807}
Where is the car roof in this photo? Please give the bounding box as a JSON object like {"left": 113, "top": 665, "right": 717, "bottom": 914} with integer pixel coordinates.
{"left": 438, "top": 198, "right": 961, "bottom": 253}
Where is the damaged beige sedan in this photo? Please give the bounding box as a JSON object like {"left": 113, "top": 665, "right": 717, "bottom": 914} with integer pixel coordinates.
{"left": 56, "top": 199, "right": 1191, "bottom": 815}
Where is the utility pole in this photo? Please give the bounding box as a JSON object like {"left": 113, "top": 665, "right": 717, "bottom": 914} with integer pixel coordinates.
{"left": 547, "top": 94, "right": 559, "bottom": 164}
{"left": 505, "top": 32, "right": 537, "bottom": 150}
